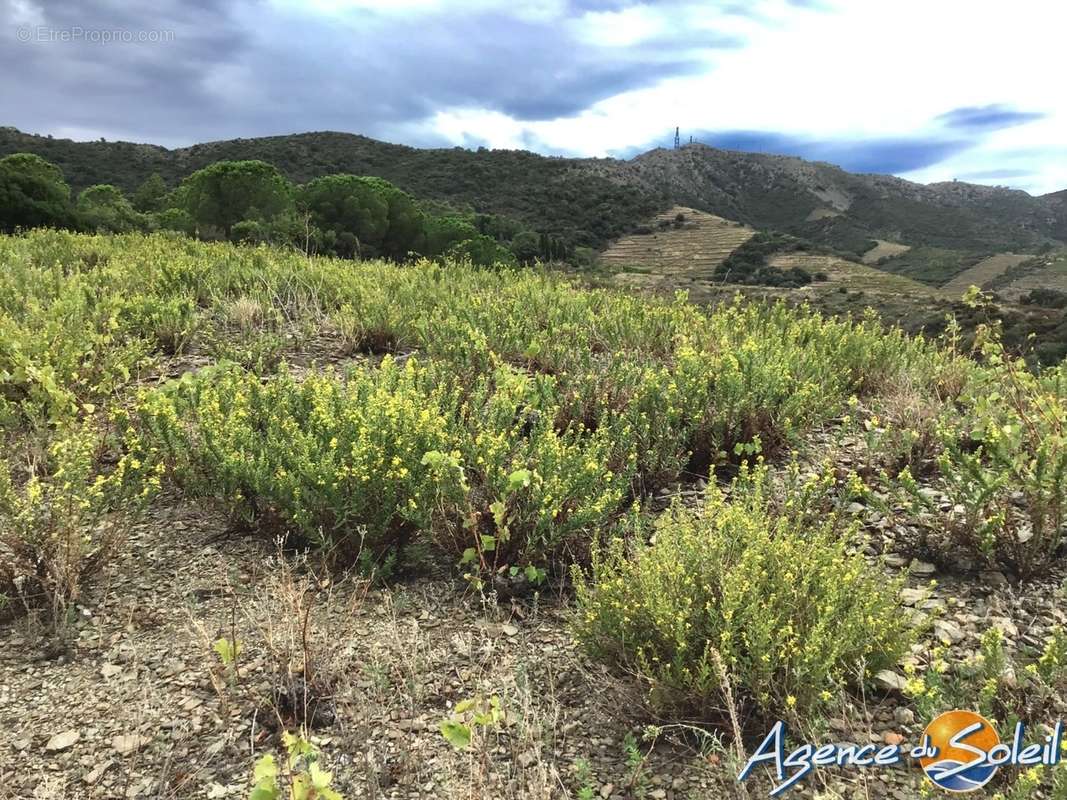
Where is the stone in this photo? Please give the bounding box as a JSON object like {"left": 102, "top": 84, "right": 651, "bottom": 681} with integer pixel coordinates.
{"left": 875, "top": 670, "right": 907, "bottom": 692}
{"left": 111, "top": 734, "right": 148, "bottom": 755}
{"left": 934, "top": 620, "right": 965, "bottom": 645}
{"left": 84, "top": 760, "right": 113, "bottom": 785}
{"left": 909, "top": 560, "right": 936, "bottom": 577}
{"left": 894, "top": 707, "right": 915, "bottom": 726}
{"left": 45, "top": 730, "right": 80, "bottom": 752}
{"left": 899, "top": 588, "right": 927, "bottom": 606}
{"left": 980, "top": 570, "right": 1009, "bottom": 588}
{"left": 993, "top": 618, "right": 1019, "bottom": 638}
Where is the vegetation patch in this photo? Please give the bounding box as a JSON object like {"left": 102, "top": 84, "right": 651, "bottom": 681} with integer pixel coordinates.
{"left": 573, "top": 465, "right": 915, "bottom": 724}
{"left": 713, "top": 231, "right": 823, "bottom": 287}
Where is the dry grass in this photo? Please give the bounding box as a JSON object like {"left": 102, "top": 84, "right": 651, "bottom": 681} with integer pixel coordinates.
{"left": 226, "top": 295, "right": 267, "bottom": 332}
{"left": 940, "top": 252, "right": 1033, "bottom": 296}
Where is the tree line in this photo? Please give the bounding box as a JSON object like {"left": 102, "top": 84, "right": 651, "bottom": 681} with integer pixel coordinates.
{"left": 0, "top": 152, "right": 593, "bottom": 267}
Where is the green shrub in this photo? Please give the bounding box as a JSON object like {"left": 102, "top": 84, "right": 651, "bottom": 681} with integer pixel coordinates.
{"left": 904, "top": 625, "right": 1067, "bottom": 729}
{"left": 444, "top": 364, "right": 635, "bottom": 580}
{"left": 137, "top": 359, "right": 467, "bottom": 574}
{"left": 0, "top": 418, "right": 160, "bottom": 622}
{"left": 0, "top": 242, "right": 153, "bottom": 424}
{"left": 572, "top": 466, "right": 914, "bottom": 722}
{"left": 122, "top": 293, "right": 198, "bottom": 355}
{"left": 902, "top": 324, "right": 1067, "bottom": 576}
{"left": 248, "top": 732, "right": 342, "bottom": 800}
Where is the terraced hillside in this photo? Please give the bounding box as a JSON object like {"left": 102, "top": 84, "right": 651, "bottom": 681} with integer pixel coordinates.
{"left": 861, "top": 239, "right": 911, "bottom": 264}
{"left": 941, "top": 252, "right": 1034, "bottom": 295}
{"left": 769, "top": 252, "right": 938, "bottom": 297}
{"left": 994, "top": 251, "right": 1067, "bottom": 301}
{"left": 600, "top": 206, "right": 755, "bottom": 286}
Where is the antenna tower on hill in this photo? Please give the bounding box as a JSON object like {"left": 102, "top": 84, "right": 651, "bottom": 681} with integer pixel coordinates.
{"left": 674, "top": 126, "right": 680, "bottom": 149}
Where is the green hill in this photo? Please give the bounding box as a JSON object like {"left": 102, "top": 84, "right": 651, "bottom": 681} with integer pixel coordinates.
{"left": 0, "top": 127, "right": 667, "bottom": 251}
{"left": 2, "top": 125, "right": 1064, "bottom": 267}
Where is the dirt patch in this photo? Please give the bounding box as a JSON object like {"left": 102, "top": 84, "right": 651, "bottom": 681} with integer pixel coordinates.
{"left": 861, "top": 240, "right": 911, "bottom": 265}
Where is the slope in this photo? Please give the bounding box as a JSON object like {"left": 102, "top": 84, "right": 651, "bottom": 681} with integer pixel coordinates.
{"left": 941, "top": 253, "right": 1034, "bottom": 296}
{"left": 2, "top": 126, "right": 1064, "bottom": 267}
{"left": 600, "top": 206, "right": 755, "bottom": 285}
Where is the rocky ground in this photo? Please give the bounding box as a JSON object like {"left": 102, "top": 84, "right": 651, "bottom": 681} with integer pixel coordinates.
{"left": 2, "top": 420, "right": 1065, "bottom": 799}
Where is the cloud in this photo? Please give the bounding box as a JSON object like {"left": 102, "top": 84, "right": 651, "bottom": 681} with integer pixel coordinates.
{"left": 1, "top": 0, "right": 1064, "bottom": 194}
{"left": 956, "top": 168, "right": 1033, "bottom": 181}
{"left": 0, "top": 0, "right": 740, "bottom": 146}
{"left": 617, "top": 129, "right": 973, "bottom": 175}
{"left": 937, "top": 104, "right": 1046, "bottom": 132}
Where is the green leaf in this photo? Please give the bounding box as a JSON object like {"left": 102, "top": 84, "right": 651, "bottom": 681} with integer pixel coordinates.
{"left": 453, "top": 698, "right": 476, "bottom": 714}
{"left": 490, "top": 500, "right": 508, "bottom": 528}
{"left": 480, "top": 534, "right": 496, "bottom": 552}
{"left": 507, "top": 469, "right": 533, "bottom": 492}
{"left": 252, "top": 755, "right": 278, "bottom": 783}
{"left": 291, "top": 774, "right": 312, "bottom": 800}
{"left": 460, "top": 547, "right": 478, "bottom": 565}
{"left": 440, "top": 720, "right": 472, "bottom": 750}
{"left": 213, "top": 637, "right": 242, "bottom": 665}
{"left": 249, "top": 785, "right": 281, "bottom": 800}
{"left": 308, "top": 762, "right": 334, "bottom": 790}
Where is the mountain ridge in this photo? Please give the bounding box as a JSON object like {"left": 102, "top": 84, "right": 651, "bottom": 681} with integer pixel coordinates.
{"left": 2, "top": 126, "right": 1064, "bottom": 257}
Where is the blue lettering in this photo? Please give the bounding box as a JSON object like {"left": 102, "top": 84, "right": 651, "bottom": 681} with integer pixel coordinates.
{"left": 739, "top": 721, "right": 787, "bottom": 782}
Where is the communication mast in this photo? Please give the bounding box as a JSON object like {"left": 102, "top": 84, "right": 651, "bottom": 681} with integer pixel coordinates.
{"left": 674, "top": 126, "right": 680, "bottom": 149}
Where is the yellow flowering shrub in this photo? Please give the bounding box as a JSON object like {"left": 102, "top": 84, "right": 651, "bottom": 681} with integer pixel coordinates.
{"left": 0, "top": 416, "right": 160, "bottom": 620}
{"left": 137, "top": 358, "right": 469, "bottom": 574}
{"left": 572, "top": 466, "right": 914, "bottom": 722}
{"left": 445, "top": 364, "right": 636, "bottom": 576}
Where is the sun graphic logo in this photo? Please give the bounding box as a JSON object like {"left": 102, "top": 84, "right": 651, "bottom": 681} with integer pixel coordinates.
{"left": 919, "top": 710, "right": 1001, "bottom": 792}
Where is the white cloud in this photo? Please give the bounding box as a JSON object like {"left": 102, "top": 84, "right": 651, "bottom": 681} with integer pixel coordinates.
{"left": 416, "top": 0, "right": 1067, "bottom": 193}
{"left": 569, "top": 6, "right": 671, "bottom": 47}
{"left": 272, "top": 0, "right": 567, "bottom": 23}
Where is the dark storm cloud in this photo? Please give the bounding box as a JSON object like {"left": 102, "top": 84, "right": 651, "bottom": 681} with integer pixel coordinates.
{"left": 937, "top": 104, "right": 1046, "bottom": 132}
{"left": 1, "top": 0, "right": 742, "bottom": 146}
{"left": 615, "top": 129, "right": 972, "bottom": 174}
{"left": 2, "top": 0, "right": 251, "bottom": 142}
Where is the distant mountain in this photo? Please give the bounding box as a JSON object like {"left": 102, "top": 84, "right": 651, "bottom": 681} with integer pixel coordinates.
{"left": 608, "top": 145, "right": 1065, "bottom": 254}
{"left": 2, "top": 126, "right": 1063, "bottom": 258}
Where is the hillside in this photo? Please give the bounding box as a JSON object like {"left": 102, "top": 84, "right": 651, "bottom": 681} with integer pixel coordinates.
{"left": 941, "top": 252, "right": 1034, "bottom": 296}
{"left": 4, "top": 231, "right": 1067, "bottom": 798}
{"left": 613, "top": 145, "right": 1066, "bottom": 256}
{"left": 988, "top": 248, "right": 1067, "bottom": 300}
{"left": 3, "top": 127, "right": 1065, "bottom": 267}
{"left": 0, "top": 127, "right": 667, "bottom": 251}
{"left": 599, "top": 206, "right": 755, "bottom": 284}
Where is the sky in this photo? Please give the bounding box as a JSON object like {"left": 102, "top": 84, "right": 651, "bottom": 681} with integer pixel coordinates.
{"left": 3, "top": 0, "right": 1065, "bottom": 194}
